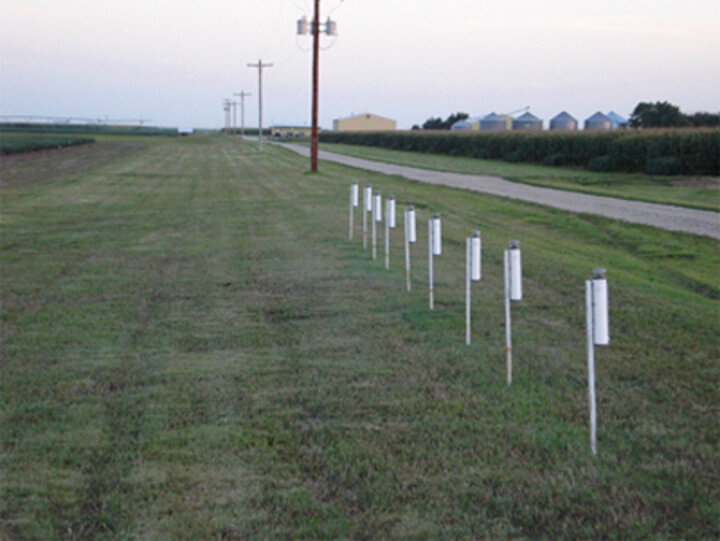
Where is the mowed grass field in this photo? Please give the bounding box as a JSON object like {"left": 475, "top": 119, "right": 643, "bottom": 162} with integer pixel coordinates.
{"left": 1, "top": 137, "right": 718, "bottom": 539}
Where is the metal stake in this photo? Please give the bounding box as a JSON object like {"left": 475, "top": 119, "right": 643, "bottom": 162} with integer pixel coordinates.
{"left": 504, "top": 249, "right": 512, "bottom": 385}
{"left": 363, "top": 207, "right": 368, "bottom": 250}
{"left": 428, "top": 219, "right": 434, "bottom": 310}
{"left": 404, "top": 211, "right": 411, "bottom": 292}
{"left": 466, "top": 238, "right": 472, "bottom": 345}
{"left": 348, "top": 190, "right": 354, "bottom": 240}
{"left": 372, "top": 209, "right": 377, "bottom": 260}
{"left": 586, "top": 280, "right": 598, "bottom": 456}
{"left": 384, "top": 213, "right": 390, "bottom": 269}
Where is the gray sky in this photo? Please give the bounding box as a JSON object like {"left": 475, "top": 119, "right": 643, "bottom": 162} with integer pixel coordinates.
{"left": 1, "top": 0, "right": 718, "bottom": 129}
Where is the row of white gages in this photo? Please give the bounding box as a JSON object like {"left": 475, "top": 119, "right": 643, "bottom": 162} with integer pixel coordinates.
{"left": 348, "top": 182, "right": 610, "bottom": 456}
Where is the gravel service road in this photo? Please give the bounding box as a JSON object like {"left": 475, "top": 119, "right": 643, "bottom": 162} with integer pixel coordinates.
{"left": 277, "top": 142, "right": 720, "bottom": 240}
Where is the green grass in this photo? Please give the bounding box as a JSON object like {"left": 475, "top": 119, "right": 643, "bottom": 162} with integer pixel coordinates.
{"left": 0, "top": 133, "right": 95, "bottom": 155}
{"left": 316, "top": 141, "right": 720, "bottom": 212}
{"left": 1, "top": 136, "right": 718, "bottom": 538}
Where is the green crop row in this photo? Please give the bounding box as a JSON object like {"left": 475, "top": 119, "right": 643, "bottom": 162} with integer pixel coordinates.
{"left": 0, "top": 133, "right": 95, "bottom": 155}
{"left": 319, "top": 129, "right": 720, "bottom": 175}
{"left": 0, "top": 122, "right": 178, "bottom": 137}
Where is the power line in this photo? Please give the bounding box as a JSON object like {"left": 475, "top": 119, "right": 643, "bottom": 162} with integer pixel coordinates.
{"left": 260, "top": 0, "right": 292, "bottom": 61}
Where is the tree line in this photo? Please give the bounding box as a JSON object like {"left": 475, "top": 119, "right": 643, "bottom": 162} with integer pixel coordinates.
{"left": 412, "top": 112, "right": 469, "bottom": 131}
{"left": 629, "top": 102, "right": 720, "bottom": 128}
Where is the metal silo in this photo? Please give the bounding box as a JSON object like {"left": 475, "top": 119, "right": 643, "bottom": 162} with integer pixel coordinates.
{"left": 480, "top": 113, "right": 508, "bottom": 131}
{"left": 606, "top": 111, "right": 629, "bottom": 129}
{"left": 451, "top": 119, "right": 471, "bottom": 131}
{"left": 549, "top": 111, "right": 578, "bottom": 131}
{"left": 451, "top": 116, "right": 482, "bottom": 131}
{"left": 513, "top": 112, "right": 543, "bottom": 131}
{"left": 584, "top": 112, "right": 612, "bottom": 131}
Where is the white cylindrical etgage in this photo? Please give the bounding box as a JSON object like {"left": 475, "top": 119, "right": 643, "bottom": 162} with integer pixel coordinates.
{"left": 466, "top": 238, "right": 472, "bottom": 345}
{"left": 404, "top": 209, "right": 412, "bottom": 291}
{"left": 592, "top": 269, "right": 610, "bottom": 346}
{"left": 349, "top": 185, "right": 356, "bottom": 240}
{"left": 585, "top": 280, "right": 598, "bottom": 455}
{"left": 504, "top": 250, "right": 513, "bottom": 385}
{"left": 406, "top": 206, "right": 417, "bottom": 243}
{"left": 364, "top": 185, "right": 372, "bottom": 212}
{"left": 374, "top": 193, "right": 382, "bottom": 222}
{"left": 387, "top": 196, "right": 396, "bottom": 228}
{"left": 371, "top": 193, "right": 380, "bottom": 260}
{"left": 428, "top": 219, "right": 434, "bottom": 309}
{"left": 509, "top": 240, "right": 522, "bottom": 301}
{"left": 432, "top": 214, "right": 442, "bottom": 256}
{"left": 471, "top": 230, "right": 481, "bottom": 281}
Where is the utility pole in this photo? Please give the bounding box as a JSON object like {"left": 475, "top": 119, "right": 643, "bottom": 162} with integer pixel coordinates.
{"left": 247, "top": 59, "right": 273, "bottom": 151}
{"left": 234, "top": 91, "right": 251, "bottom": 139}
{"left": 311, "top": 0, "right": 320, "bottom": 172}
{"left": 223, "top": 99, "right": 231, "bottom": 135}
{"left": 231, "top": 100, "right": 238, "bottom": 136}
{"left": 298, "top": 5, "right": 337, "bottom": 172}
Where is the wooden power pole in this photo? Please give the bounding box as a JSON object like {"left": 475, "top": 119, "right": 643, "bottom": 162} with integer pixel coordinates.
{"left": 298, "top": 2, "right": 336, "bottom": 171}
{"left": 247, "top": 59, "right": 273, "bottom": 151}
{"left": 311, "top": 0, "right": 320, "bottom": 172}
{"left": 234, "top": 91, "right": 251, "bottom": 138}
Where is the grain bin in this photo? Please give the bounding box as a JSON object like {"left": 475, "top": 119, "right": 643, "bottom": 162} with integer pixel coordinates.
{"left": 480, "top": 113, "right": 508, "bottom": 131}
{"left": 584, "top": 112, "right": 612, "bottom": 131}
{"left": 606, "top": 111, "right": 629, "bottom": 129}
{"left": 549, "top": 111, "right": 578, "bottom": 131}
{"left": 513, "top": 112, "right": 543, "bottom": 131}
{"left": 451, "top": 116, "right": 482, "bottom": 131}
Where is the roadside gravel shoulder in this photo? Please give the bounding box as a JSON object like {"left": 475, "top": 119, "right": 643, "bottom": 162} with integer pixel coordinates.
{"left": 276, "top": 141, "right": 720, "bottom": 240}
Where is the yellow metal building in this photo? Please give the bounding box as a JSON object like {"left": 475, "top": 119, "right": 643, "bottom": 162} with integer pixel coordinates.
{"left": 333, "top": 113, "right": 397, "bottom": 132}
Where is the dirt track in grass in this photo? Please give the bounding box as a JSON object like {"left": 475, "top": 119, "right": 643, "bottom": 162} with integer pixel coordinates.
{"left": 0, "top": 141, "right": 148, "bottom": 188}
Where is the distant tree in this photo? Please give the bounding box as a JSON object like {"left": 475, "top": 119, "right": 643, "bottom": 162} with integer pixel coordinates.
{"left": 411, "top": 124, "right": 421, "bottom": 130}
{"left": 421, "top": 112, "right": 470, "bottom": 130}
{"left": 688, "top": 112, "right": 720, "bottom": 127}
{"left": 444, "top": 112, "right": 469, "bottom": 129}
{"left": 422, "top": 117, "right": 444, "bottom": 130}
{"left": 629, "top": 101, "right": 690, "bottom": 128}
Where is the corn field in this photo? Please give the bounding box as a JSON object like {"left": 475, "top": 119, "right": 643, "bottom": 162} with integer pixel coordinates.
{"left": 319, "top": 129, "right": 720, "bottom": 176}
{"left": 1, "top": 133, "right": 95, "bottom": 155}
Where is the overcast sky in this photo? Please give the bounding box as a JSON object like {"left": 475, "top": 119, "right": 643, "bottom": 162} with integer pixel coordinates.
{"left": 1, "top": 0, "right": 718, "bottom": 129}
